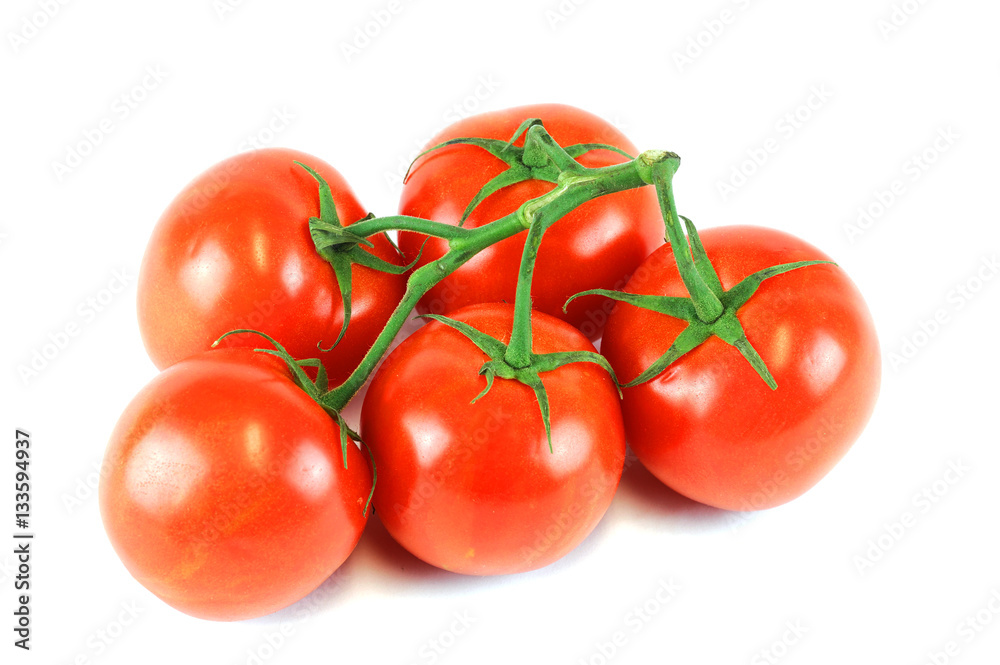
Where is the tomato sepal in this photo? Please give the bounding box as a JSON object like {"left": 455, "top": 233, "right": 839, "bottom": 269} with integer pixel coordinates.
{"left": 419, "top": 313, "right": 620, "bottom": 453}
{"left": 295, "top": 162, "right": 415, "bottom": 352}
{"left": 565, "top": 171, "right": 835, "bottom": 390}
{"left": 405, "top": 118, "right": 640, "bottom": 227}
{"left": 212, "top": 329, "right": 375, "bottom": 514}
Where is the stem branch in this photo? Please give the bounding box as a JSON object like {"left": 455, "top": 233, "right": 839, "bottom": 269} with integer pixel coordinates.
{"left": 651, "top": 161, "right": 724, "bottom": 322}
{"left": 320, "top": 147, "right": 671, "bottom": 411}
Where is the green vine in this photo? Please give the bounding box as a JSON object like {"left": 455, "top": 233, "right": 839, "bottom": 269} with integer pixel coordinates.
{"left": 220, "top": 117, "right": 831, "bottom": 487}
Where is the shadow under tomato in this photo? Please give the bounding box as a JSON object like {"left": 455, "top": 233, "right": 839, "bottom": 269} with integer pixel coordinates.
{"left": 360, "top": 504, "right": 629, "bottom": 595}
{"left": 251, "top": 454, "right": 756, "bottom": 626}
{"left": 246, "top": 533, "right": 371, "bottom": 626}
{"left": 612, "top": 452, "right": 744, "bottom": 534}
{"left": 355, "top": 510, "right": 467, "bottom": 582}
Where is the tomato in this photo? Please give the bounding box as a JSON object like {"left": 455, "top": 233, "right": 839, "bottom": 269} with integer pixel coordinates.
{"left": 398, "top": 104, "right": 662, "bottom": 340}
{"left": 99, "top": 348, "right": 371, "bottom": 621}
{"left": 360, "top": 303, "right": 625, "bottom": 574}
{"left": 138, "top": 147, "right": 406, "bottom": 386}
{"left": 599, "top": 226, "right": 880, "bottom": 511}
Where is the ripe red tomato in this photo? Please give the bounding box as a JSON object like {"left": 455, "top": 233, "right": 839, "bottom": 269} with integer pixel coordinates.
{"left": 360, "top": 303, "right": 625, "bottom": 575}
{"left": 599, "top": 226, "right": 880, "bottom": 511}
{"left": 138, "top": 147, "right": 406, "bottom": 386}
{"left": 99, "top": 349, "right": 371, "bottom": 621}
{"left": 398, "top": 104, "right": 662, "bottom": 340}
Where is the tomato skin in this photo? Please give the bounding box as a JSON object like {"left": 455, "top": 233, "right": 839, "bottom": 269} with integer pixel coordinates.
{"left": 360, "top": 303, "right": 625, "bottom": 575}
{"left": 99, "top": 349, "right": 371, "bottom": 621}
{"left": 398, "top": 104, "right": 662, "bottom": 340}
{"left": 600, "top": 226, "right": 881, "bottom": 511}
{"left": 138, "top": 147, "right": 406, "bottom": 386}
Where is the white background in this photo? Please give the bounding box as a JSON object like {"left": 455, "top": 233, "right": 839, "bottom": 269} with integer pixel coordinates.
{"left": 3, "top": 0, "right": 999, "bottom": 663}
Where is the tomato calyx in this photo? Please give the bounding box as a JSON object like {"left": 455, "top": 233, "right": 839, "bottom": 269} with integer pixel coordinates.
{"left": 405, "top": 117, "right": 635, "bottom": 227}
{"left": 296, "top": 162, "right": 421, "bottom": 353}
{"left": 567, "top": 159, "right": 833, "bottom": 390}
{"left": 213, "top": 329, "right": 376, "bottom": 515}
{"left": 419, "top": 313, "right": 620, "bottom": 453}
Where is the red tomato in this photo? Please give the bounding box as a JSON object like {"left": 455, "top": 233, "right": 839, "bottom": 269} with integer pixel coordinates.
{"left": 138, "top": 147, "right": 406, "bottom": 386}
{"left": 398, "top": 104, "right": 662, "bottom": 340}
{"left": 599, "top": 226, "right": 880, "bottom": 511}
{"left": 99, "top": 349, "right": 371, "bottom": 621}
{"left": 360, "top": 304, "right": 625, "bottom": 574}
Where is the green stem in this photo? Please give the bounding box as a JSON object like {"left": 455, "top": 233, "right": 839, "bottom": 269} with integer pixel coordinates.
{"left": 522, "top": 124, "right": 586, "bottom": 173}
{"left": 321, "top": 155, "right": 660, "bottom": 412}
{"left": 650, "top": 160, "right": 725, "bottom": 323}
{"left": 320, "top": 211, "right": 521, "bottom": 411}
{"left": 503, "top": 212, "right": 549, "bottom": 368}
{"left": 505, "top": 125, "right": 613, "bottom": 368}
{"left": 348, "top": 215, "right": 471, "bottom": 241}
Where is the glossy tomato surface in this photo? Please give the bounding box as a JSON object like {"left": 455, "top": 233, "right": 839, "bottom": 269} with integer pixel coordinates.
{"left": 138, "top": 147, "right": 406, "bottom": 386}
{"left": 99, "top": 349, "right": 371, "bottom": 621}
{"left": 398, "top": 104, "right": 662, "bottom": 340}
{"left": 600, "top": 226, "right": 880, "bottom": 511}
{"left": 360, "top": 303, "right": 625, "bottom": 575}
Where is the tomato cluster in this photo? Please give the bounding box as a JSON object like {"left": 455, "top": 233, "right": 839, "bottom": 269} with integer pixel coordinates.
{"left": 100, "top": 104, "right": 880, "bottom": 621}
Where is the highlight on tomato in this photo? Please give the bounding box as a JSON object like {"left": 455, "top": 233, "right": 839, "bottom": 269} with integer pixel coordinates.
{"left": 595, "top": 225, "right": 880, "bottom": 511}
{"left": 99, "top": 348, "right": 372, "bottom": 621}
{"left": 360, "top": 303, "right": 626, "bottom": 575}
{"left": 137, "top": 147, "right": 408, "bottom": 386}
{"left": 398, "top": 104, "right": 663, "bottom": 340}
